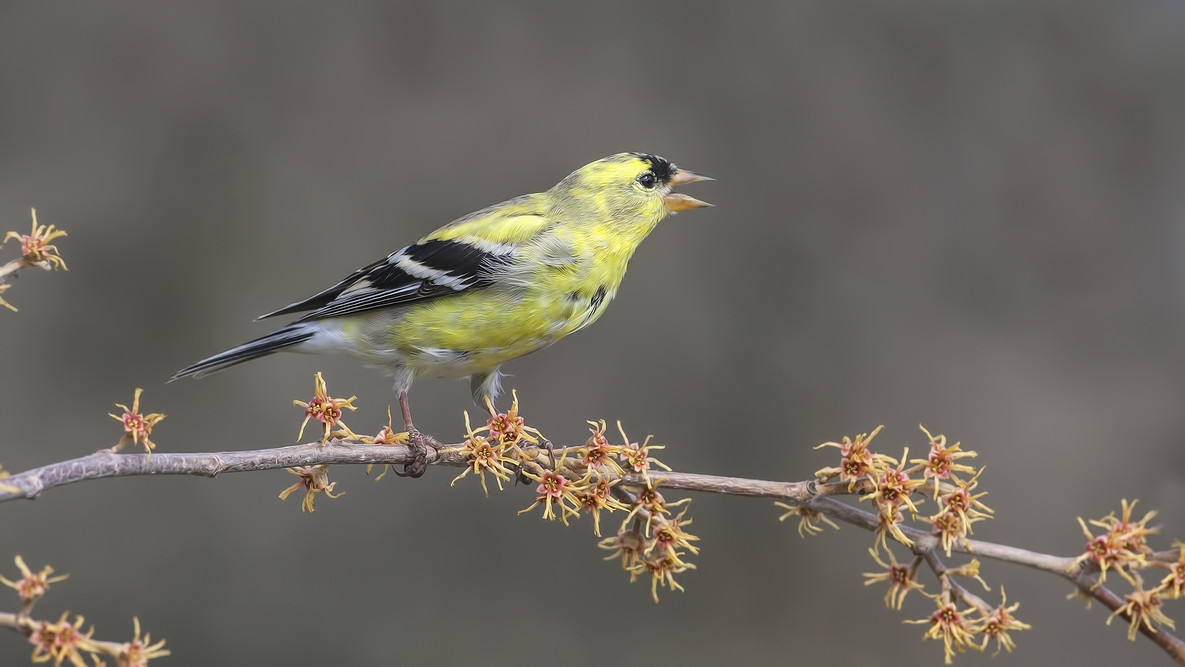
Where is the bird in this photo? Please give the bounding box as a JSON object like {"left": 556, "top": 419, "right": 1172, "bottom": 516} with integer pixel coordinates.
{"left": 172, "top": 152, "right": 712, "bottom": 476}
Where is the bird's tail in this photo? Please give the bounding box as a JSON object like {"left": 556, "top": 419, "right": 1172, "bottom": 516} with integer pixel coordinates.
{"left": 170, "top": 324, "right": 316, "bottom": 381}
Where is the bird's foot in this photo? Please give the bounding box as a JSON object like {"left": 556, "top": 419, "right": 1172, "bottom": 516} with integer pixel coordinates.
{"left": 393, "top": 427, "right": 441, "bottom": 478}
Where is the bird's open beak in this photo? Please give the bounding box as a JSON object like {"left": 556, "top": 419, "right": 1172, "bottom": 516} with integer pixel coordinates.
{"left": 664, "top": 168, "right": 713, "bottom": 211}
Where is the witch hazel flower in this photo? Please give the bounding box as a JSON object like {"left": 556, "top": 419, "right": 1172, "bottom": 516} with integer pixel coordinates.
{"left": 775, "top": 503, "right": 841, "bottom": 538}
{"left": 630, "top": 550, "right": 696, "bottom": 603}
{"left": 5, "top": 209, "right": 67, "bottom": 271}
{"left": 814, "top": 425, "right": 890, "bottom": 490}
{"left": 875, "top": 501, "right": 914, "bottom": 552}
{"left": 581, "top": 420, "right": 625, "bottom": 477}
{"left": 930, "top": 469, "right": 993, "bottom": 556}
{"left": 482, "top": 389, "right": 542, "bottom": 449}
{"left": 575, "top": 473, "right": 629, "bottom": 537}
{"left": 0, "top": 555, "right": 68, "bottom": 615}
{"left": 862, "top": 448, "right": 926, "bottom": 520}
{"left": 616, "top": 422, "right": 671, "bottom": 486}
{"left": 599, "top": 526, "right": 647, "bottom": 573}
{"left": 518, "top": 462, "right": 586, "bottom": 525}
{"left": 648, "top": 506, "right": 701, "bottom": 558}
{"left": 112, "top": 617, "right": 170, "bottom": 667}
{"left": 451, "top": 410, "right": 517, "bottom": 497}
{"left": 977, "top": 586, "right": 1030, "bottom": 655}
{"left": 1069, "top": 499, "right": 1157, "bottom": 586}
{"left": 360, "top": 406, "right": 409, "bottom": 481}
{"left": 910, "top": 425, "right": 978, "bottom": 499}
{"left": 863, "top": 547, "right": 925, "bottom": 610}
{"left": 1160, "top": 542, "right": 1185, "bottom": 599}
{"left": 905, "top": 596, "right": 983, "bottom": 665}
{"left": 29, "top": 612, "right": 100, "bottom": 667}
{"left": 0, "top": 209, "right": 67, "bottom": 311}
{"left": 1107, "top": 573, "right": 1176, "bottom": 641}
{"left": 293, "top": 372, "right": 358, "bottom": 444}
{"left": 109, "top": 388, "right": 167, "bottom": 459}
{"left": 278, "top": 464, "right": 344, "bottom": 513}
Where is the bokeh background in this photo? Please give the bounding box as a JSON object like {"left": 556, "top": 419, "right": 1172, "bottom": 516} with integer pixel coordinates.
{"left": 3, "top": 1, "right": 1185, "bottom": 664}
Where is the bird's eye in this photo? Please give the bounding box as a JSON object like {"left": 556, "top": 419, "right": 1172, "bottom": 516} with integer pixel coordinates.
{"left": 638, "top": 172, "right": 657, "bottom": 189}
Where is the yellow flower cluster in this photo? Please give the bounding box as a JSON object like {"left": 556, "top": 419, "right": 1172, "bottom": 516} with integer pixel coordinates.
{"left": 2, "top": 556, "right": 169, "bottom": 666}
{"left": 443, "top": 395, "right": 699, "bottom": 602}
{"left": 904, "top": 587, "right": 1031, "bottom": 665}
{"left": 813, "top": 425, "right": 993, "bottom": 557}
{"left": 808, "top": 426, "right": 1026, "bottom": 663}
{"left": 1068, "top": 501, "right": 1182, "bottom": 643}
{"left": 807, "top": 424, "right": 1185, "bottom": 661}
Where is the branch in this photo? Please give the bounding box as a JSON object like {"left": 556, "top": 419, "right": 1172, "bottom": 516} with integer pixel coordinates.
{"left": 1070, "top": 570, "right": 1185, "bottom": 663}
{"left": 1, "top": 610, "right": 168, "bottom": 664}
{"left": 0, "top": 440, "right": 852, "bottom": 503}
{"left": 3, "top": 438, "right": 1183, "bottom": 663}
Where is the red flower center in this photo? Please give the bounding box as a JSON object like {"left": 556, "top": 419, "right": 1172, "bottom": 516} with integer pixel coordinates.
{"left": 539, "top": 473, "right": 565, "bottom": 497}
{"left": 22, "top": 236, "right": 43, "bottom": 255}
{"left": 928, "top": 457, "right": 950, "bottom": 476}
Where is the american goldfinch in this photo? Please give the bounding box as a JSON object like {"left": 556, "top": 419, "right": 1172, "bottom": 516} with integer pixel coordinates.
{"left": 173, "top": 152, "right": 711, "bottom": 474}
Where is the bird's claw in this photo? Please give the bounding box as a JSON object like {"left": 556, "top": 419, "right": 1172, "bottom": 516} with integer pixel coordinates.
{"left": 393, "top": 427, "right": 440, "bottom": 478}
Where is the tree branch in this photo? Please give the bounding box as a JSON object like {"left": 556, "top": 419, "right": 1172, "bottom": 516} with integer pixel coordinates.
{"left": 2, "top": 439, "right": 1183, "bottom": 663}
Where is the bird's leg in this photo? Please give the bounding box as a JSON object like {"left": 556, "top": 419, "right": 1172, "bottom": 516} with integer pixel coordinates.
{"left": 392, "top": 391, "right": 441, "bottom": 478}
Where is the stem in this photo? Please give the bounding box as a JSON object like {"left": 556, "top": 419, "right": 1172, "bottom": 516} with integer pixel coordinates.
{"left": 0, "top": 257, "right": 27, "bottom": 281}
{"left": 919, "top": 549, "right": 990, "bottom": 612}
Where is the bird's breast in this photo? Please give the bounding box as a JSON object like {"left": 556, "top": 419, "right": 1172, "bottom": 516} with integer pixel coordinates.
{"left": 366, "top": 282, "right": 610, "bottom": 374}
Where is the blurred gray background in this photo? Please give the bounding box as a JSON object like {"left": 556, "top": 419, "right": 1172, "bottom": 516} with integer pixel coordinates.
{"left": 2, "top": 1, "right": 1185, "bottom": 665}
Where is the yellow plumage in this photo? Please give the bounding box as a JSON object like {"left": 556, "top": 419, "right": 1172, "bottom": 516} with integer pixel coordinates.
{"left": 174, "top": 152, "right": 711, "bottom": 467}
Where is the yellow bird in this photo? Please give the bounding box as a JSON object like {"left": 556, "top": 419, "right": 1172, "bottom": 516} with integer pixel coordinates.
{"left": 173, "top": 153, "right": 712, "bottom": 475}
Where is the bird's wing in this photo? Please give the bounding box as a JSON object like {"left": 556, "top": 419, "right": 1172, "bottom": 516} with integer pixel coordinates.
{"left": 258, "top": 196, "right": 555, "bottom": 322}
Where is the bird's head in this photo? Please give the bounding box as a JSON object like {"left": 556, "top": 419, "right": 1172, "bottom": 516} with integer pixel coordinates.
{"left": 551, "top": 153, "right": 712, "bottom": 224}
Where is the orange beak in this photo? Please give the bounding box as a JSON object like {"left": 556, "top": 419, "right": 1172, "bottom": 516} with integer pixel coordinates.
{"left": 664, "top": 168, "right": 713, "bottom": 211}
